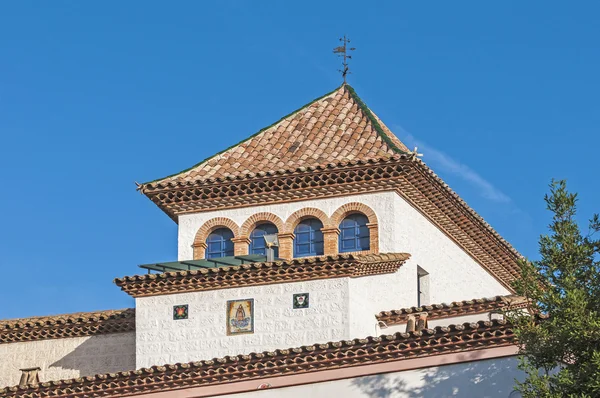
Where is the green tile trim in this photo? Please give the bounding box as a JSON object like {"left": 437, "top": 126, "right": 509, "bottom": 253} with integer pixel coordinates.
{"left": 343, "top": 84, "right": 409, "bottom": 155}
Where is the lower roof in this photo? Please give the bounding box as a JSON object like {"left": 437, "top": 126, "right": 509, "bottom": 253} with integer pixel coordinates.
{"left": 377, "top": 295, "right": 528, "bottom": 325}
{"left": 0, "top": 308, "right": 135, "bottom": 344}
{"left": 2, "top": 318, "right": 516, "bottom": 398}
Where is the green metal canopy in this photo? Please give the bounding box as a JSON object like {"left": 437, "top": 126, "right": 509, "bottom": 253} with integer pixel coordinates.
{"left": 139, "top": 255, "right": 278, "bottom": 273}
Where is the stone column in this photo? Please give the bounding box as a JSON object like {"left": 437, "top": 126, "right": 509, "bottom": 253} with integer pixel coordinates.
{"left": 192, "top": 242, "right": 207, "bottom": 260}
{"left": 277, "top": 233, "right": 295, "bottom": 260}
{"left": 232, "top": 237, "right": 251, "bottom": 256}
{"left": 321, "top": 227, "right": 340, "bottom": 256}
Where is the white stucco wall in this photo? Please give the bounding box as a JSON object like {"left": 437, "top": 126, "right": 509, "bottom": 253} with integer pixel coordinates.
{"left": 153, "top": 191, "right": 512, "bottom": 369}
{"left": 349, "top": 267, "right": 417, "bottom": 339}
{"left": 135, "top": 278, "right": 350, "bottom": 368}
{"left": 222, "top": 356, "right": 524, "bottom": 398}
{"left": 178, "top": 191, "right": 510, "bottom": 305}
{"left": 0, "top": 332, "right": 135, "bottom": 388}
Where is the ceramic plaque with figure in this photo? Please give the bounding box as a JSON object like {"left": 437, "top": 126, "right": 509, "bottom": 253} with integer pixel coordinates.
{"left": 226, "top": 299, "right": 254, "bottom": 335}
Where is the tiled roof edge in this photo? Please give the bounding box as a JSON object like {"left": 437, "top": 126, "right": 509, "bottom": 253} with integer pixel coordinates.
{"left": 2, "top": 319, "right": 516, "bottom": 397}
{"left": 141, "top": 85, "right": 344, "bottom": 186}
{"left": 114, "top": 253, "right": 411, "bottom": 297}
{"left": 0, "top": 308, "right": 135, "bottom": 344}
{"left": 413, "top": 158, "right": 524, "bottom": 261}
{"left": 343, "top": 84, "right": 409, "bottom": 155}
{"left": 376, "top": 295, "right": 528, "bottom": 325}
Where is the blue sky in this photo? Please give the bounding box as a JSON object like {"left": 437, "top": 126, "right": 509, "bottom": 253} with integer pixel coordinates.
{"left": 1, "top": 2, "right": 599, "bottom": 319}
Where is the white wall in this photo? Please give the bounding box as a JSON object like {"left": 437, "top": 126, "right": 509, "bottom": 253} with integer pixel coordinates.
{"left": 349, "top": 266, "right": 417, "bottom": 339}
{"left": 0, "top": 332, "right": 135, "bottom": 388}
{"left": 389, "top": 193, "right": 511, "bottom": 303}
{"left": 178, "top": 191, "right": 510, "bottom": 304}
{"left": 135, "top": 278, "right": 350, "bottom": 368}
{"left": 155, "top": 191, "right": 511, "bottom": 369}
{"left": 222, "top": 356, "right": 524, "bottom": 398}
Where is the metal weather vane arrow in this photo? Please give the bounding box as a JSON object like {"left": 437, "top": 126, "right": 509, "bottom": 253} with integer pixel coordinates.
{"left": 333, "top": 35, "right": 356, "bottom": 84}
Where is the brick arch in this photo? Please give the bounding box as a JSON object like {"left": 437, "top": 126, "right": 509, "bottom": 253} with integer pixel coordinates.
{"left": 329, "top": 202, "right": 379, "bottom": 255}
{"left": 192, "top": 217, "right": 240, "bottom": 259}
{"left": 240, "top": 213, "right": 285, "bottom": 237}
{"left": 194, "top": 217, "right": 240, "bottom": 245}
{"left": 283, "top": 208, "right": 330, "bottom": 233}
{"left": 329, "top": 202, "right": 378, "bottom": 227}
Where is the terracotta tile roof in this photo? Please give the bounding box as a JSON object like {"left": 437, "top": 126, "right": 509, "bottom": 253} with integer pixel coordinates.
{"left": 0, "top": 308, "right": 135, "bottom": 344}
{"left": 377, "top": 295, "right": 529, "bottom": 325}
{"left": 1, "top": 319, "right": 515, "bottom": 397}
{"left": 115, "top": 253, "right": 410, "bottom": 298}
{"left": 142, "top": 84, "right": 409, "bottom": 187}
{"left": 138, "top": 85, "right": 524, "bottom": 290}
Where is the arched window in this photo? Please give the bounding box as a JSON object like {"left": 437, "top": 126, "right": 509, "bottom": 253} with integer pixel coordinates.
{"left": 294, "top": 218, "right": 324, "bottom": 258}
{"left": 339, "top": 213, "right": 370, "bottom": 252}
{"left": 249, "top": 223, "right": 279, "bottom": 257}
{"left": 206, "top": 228, "right": 234, "bottom": 259}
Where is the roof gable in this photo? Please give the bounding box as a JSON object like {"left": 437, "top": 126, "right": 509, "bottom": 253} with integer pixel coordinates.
{"left": 147, "top": 84, "right": 409, "bottom": 186}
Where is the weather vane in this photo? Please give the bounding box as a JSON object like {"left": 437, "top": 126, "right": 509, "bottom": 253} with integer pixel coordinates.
{"left": 333, "top": 35, "right": 355, "bottom": 84}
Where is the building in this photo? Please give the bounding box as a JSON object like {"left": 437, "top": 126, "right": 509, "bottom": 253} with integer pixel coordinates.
{"left": 1, "top": 84, "right": 527, "bottom": 397}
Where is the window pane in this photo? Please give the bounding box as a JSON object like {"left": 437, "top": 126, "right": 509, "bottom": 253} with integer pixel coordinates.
{"left": 341, "top": 239, "right": 356, "bottom": 250}
{"left": 340, "top": 227, "right": 355, "bottom": 239}
{"left": 296, "top": 243, "right": 310, "bottom": 255}
{"left": 358, "top": 237, "right": 370, "bottom": 251}
{"left": 296, "top": 232, "right": 309, "bottom": 243}
{"left": 295, "top": 223, "right": 310, "bottom": 233}
{"left": 314, "top": 241, "right": 324, "bottom": 255}
{"left": 358, "top": 225, "right": 370, "bottom": 238}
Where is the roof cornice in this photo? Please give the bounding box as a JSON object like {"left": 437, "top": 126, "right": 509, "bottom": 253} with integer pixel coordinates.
{"left": 377, "top": 295, "right": 529, "bottom": 325}
{"left": 2, "top": 319, "right": 515, "bottom": 398}
{"left": 0, "top": 309, "right": 135, "bottom": 344}
{"left": 114, "top": 253, "right": 410, "bottom": 298}
{"left": 140, "top": 156, "right": 522, "bottom": 291}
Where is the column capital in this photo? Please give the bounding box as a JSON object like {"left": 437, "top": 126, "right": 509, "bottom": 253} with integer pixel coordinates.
{"left": 277, "top": 232, "right": 295, "bottom": 240}
{"left": 231, "top": 236, "right": 251, "bottom": 245}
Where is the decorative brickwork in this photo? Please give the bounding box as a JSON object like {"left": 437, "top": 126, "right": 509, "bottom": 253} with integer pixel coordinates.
{"left": 0, "top": 309, "right": 135, "bottom": 344}
{"left": 283, "top": 208, "right": 330, "bottom": 232}
{"left": 239, "top": 212, "right": 285, "bottom": 237}
{"left": 329, "top": 202, "right": 378, "bottom": 227}
{"left": 321, "top": 227, "right": 341, "bottom": 256}
{"left": 329, "top": 202, "right": 379, "bottom": 255}
{"left": 192, "top": 217, "right": 240, "bottom": 259}
{"left": 231, "top": 237, "right": 251, "bottom": 256}
{"left": 277, "top": 232, "right": 295, "bottom": 260}
{"left": 114, "top": 253, "right": 410, "bottom": 298}
{"left": 1, "top": 319, "right": 516, "bottom": 398}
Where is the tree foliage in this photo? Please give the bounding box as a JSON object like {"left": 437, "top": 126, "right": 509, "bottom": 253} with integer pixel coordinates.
{"left": 509, "top": 180, "right": 600, "bottom": 397}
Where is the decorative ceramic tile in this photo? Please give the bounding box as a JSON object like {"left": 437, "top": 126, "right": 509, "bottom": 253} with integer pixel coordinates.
{"left": 226, "top": 299, "right": 254, "bottom": 335}
{"left": 173, "top": 305, "right": 188, "bottom": 320}
{"left": 293, "top": 293, "right": 309, "bottom": 309}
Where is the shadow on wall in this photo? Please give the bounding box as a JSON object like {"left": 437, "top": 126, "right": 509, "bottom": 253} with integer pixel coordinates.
{"left": 351, "top": 354, "right": 523, "bottom": 398}
{"left": 49, "top": 333, "right": 135, "bottom": 379}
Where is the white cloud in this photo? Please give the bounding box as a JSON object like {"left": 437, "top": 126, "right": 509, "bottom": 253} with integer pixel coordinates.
{"left": 400, "top": 130, "right": 511, "bottom": 204}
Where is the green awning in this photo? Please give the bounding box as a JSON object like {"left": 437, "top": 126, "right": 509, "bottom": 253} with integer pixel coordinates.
{"left": 139, "top": 255, "right": 278, "bottom": 273}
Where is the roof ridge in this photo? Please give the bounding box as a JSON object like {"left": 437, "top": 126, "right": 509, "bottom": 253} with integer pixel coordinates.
{"left": 343, "top": 84, "right": 408, "bottom": 155}
{"left": 142, "top": 85, "right": 344, "bottom": 185}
